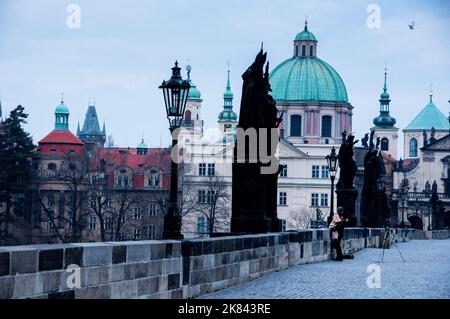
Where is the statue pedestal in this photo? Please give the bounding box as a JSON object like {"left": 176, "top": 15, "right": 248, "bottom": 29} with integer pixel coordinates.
{"left": 231, "top": 162, "right": 281, "bottom": 233}
{"left": 336, "top": 187, "right": 358, "bottom": 227}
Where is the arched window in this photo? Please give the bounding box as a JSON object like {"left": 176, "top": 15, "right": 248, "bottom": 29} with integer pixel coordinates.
{"left": 295, "top": 46, "right": 299, "bottom": 56}
{"left": 290, "top": 115, "right": 302, "bottom": 137}
{"left": 381, "top": 137, "right": 389, "bottom": 151}
{"left": 301, "top": 45, "right": 306, "bottom": 56}
{"left": 309, "top": 45, "right": 314, "bottom": 56}
{"left": 184, "top": 110, "right": 191, "bottom": 122}
{"left": 321, "top": 115, "right": 332, "bottom": 137}
{"left": 409, "top": 138, "right": 418, "bottom": 157}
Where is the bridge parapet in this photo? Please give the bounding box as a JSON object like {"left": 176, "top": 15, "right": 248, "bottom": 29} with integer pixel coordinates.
{"left": 0, "top": 228, "right": 412, "bottom": 299}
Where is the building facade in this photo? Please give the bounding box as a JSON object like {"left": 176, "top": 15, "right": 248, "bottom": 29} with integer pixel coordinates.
{"left": 27, "top": 100, "right": 169, "bottom": 244}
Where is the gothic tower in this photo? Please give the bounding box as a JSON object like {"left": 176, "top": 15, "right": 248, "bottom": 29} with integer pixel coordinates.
{"left": 77, "top": 102, "right": 106, "bottom": 149}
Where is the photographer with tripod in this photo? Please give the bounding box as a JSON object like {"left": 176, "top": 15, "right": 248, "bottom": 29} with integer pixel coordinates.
{"left": 329, "top": 207, "right": 349, "bottom": 261}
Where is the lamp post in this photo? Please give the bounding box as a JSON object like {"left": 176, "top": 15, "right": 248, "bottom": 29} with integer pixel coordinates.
{"left": 399, "top": 179, "right": 409, "bottom": 228}
{"left": 159, "top": 61, "right": 191, "bottom": 239}
{"left": 377, "top": 177, "right": 386, "bottom": 226}
{"left": 326, "top": 147, "right": 338, "bottom": 226}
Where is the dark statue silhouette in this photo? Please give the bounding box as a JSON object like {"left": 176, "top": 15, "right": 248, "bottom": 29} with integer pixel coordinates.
{"left": 360, "top": 130, "right": 391, "bottom": 227}
{"left": 335, "top": 130, "right": 359, "bottom": 226}
{"left": 231, "top": 49, "right": 282, "bottom": 233}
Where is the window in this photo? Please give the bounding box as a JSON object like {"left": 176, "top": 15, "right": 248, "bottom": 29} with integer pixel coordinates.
{"left": 104, "top": 217, "right": 112, "bottom": 231}
{"left": 117, "top": 174, "right": 130, "bottom": 187}
{"left": 89, "top": 216, "right": 97, "bottom": 230}
{"left": 148, "top": 225, "right": 156, "bottom": 239}
{"left": 309, "top": 45, "right": 313, "bottom": 56}
{"left": 198, "top": 190, "right": 207, "bottom": 203}
{"left": 311, "top": 193, "right": 319, "bottom": 207}
{"left": 207, "top": 190, "right": 216, "bottom": 204}
{"left": 48, "top": 163, "right": 57, "bottom": 171}
{"left": 280, "top": 165, "right": 288, "bottom": 177}
{"left": 409, "top": 138, "right": 418, "bottom": 157}
{"left": 147, "top": 174, "right": 160, "bottom": 187}
{"left": 133, "top": 228, "right": 141, "bottom": 240}
{"left": 321, "top": 115, "right": 332, "bottom": 138}
{"left": 118, "top": 231, "right": 126, "bottom": 241}
{"left": 184, "top": 110, "right": 192, "bottom": 122}
{"left": 51, "top": 148, "right": 57, "bottom": 154}
{"left": 207, "top": 163, "right": 215, "bottom": 176}
{"left": 199, "top": 163, "right": 206, "bottom": 176}
{"left": 47, "top": 194, "right": 55, "bottom": 209}
{"left": 290, "top": 115, "right": 302, "bottom": 137}
{"left": 320, "top": 194, "right": 329, "bottom": 207}
{"left": 295, "top": 45, "right": 299, "bottom": 56}
{"left": 279, "top": 192, "right": 287, "bottom": 205}
{"left": 302, "top": 45, "right": 306, "bottom": 56}
{"left": 381, "top": 138, "right": 389, "bottom": 151}
{"left": 197, "top": 217, "right": 207, "bottom": 234}
{"left": 90, "top": 195, "right": 96, "bottom": 208}
{"left": 133, "top": 207, "right": 142, "bottom": 220}
{"left": 148, "top": 202, "right": 158, "bottom": 216}
{"left": 321, "top": 165, "right": 329, "bottom": 179}
{"left": 47, "top": 210, "right": 55, "bottom": 230}
{"left": 119, "top": 212, "right": 126, "bottom": 223}
{"left": 312, "top": 165, "right": 320, "bottom": 178}
{"left": 281, "top": 219, "right": 287, "bottom": 231}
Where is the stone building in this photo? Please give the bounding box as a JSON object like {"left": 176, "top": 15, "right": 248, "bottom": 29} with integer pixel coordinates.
{"left": 181, "top": 21, "right": 354, "bottom": 235}
{"left": 27, "top": 99, "right": 170, "bottom": 244}
{"left": 381, "top": 91, "right": 450, "bottom": 230}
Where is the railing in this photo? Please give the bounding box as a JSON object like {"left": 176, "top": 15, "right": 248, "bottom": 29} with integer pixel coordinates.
{"left": 407, "top": 192, "right": 450, "bottom": 201}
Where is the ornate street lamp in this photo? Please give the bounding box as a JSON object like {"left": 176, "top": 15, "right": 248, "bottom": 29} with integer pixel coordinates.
{"left": 326, "top": 146, "right": 338, "bottom": 225}
{"left": 399, "top": 178, "right": 409, "bottom": 228}
{"left": 159, "top": 61, "right": 191, "bottom": 239}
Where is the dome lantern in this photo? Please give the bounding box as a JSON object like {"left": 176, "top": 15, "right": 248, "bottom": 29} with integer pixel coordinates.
{"left": 54, "top": 94, "right": 70, "bottom": 131}
{"left": 293, "top": 18, "right": 317, "bottom": 57}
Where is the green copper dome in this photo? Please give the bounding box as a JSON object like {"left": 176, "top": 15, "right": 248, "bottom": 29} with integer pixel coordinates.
{"left": 137, "top": 140, "right": 148, "bottom": 149}
{"left": 269, "top": 57, "right": 348, "bottom": 103}
{"left": 55, "top": 102, "right": 69, "bottom": 114}
{"left": 404, "top": 94, "right": 450, "bottom": 131}
{"left": 187, "top": 80, "right": 201, "bottom": 99}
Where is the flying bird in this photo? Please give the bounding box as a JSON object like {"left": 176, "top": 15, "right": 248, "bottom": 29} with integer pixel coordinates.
{"left": 408, "top": 21, "right": 415, "bottom": 30}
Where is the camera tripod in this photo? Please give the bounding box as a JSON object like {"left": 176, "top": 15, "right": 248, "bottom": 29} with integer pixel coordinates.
{"left": 378, "top": 225, "right": 406, "bottom": 264}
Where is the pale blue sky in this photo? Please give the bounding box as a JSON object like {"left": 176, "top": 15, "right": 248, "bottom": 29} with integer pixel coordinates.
{"left": 0, "top": 0, "right": 449, "bottom": 158}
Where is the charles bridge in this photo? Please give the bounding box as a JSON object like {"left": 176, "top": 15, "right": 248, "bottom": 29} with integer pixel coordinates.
{"left": 3, "top": 227, "right": 445, "bottom": 299}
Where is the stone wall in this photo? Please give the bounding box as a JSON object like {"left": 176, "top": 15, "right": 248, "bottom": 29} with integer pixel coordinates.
{"left": 0, "top": 228, "right": 412, "bottom": 299}
{"left": 411, "top": 229, "right": 450, "bottom": 240}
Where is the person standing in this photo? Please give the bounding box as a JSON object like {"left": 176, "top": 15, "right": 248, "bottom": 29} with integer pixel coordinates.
{"left": 329, "top": 207, "right": 347, "bottom": 261}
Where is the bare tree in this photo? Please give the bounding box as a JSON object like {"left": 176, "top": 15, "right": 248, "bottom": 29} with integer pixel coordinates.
{"left": 33, "top": 152, "right": 91, "bottom": 243}
{"left": 288, "top": 208, "right": 316, "bottom": 230}
{"left": 195, "top": 174, "right": 231, "bottom": 236}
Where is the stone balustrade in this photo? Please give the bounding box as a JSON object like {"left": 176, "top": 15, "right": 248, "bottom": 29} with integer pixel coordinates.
{"left": 0, "top": 227, "right": 412, "bottom": 299}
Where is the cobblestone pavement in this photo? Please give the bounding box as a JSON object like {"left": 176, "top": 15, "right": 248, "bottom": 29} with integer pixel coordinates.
{"left": 202, "top": 240, "right": 450, "bottom": 299}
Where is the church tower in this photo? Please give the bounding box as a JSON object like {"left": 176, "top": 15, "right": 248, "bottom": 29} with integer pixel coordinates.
{"left": 77, "top": 102, "right": 106, "bottom": 149}
{"left": 218, "top": 67, "right": 238, "bottom": 139}
{"left": 372, "top": 68, "right": 398, "bottom": 157}
{"left": 180, "top": 65, "right": 203, "bottom": 144}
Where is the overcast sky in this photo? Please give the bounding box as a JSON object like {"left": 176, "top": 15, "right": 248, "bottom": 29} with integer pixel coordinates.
{"left": 0, "top": 0, "right": 449, "bottom": 158}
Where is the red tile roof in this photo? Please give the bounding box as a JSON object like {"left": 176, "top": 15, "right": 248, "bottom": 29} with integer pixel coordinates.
{"left": 39, "top": 130, "right": 84, "bottom": 145}
{"left": 91, "top": 148, "right": 173, "bottom": 190}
